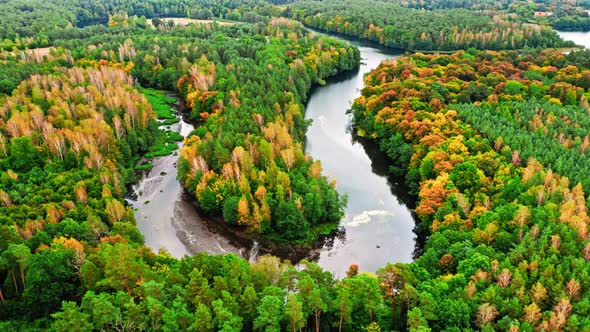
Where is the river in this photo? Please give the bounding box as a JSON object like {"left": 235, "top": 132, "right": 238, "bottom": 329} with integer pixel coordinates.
{"left": 556, "top": 30, "right": 590, "bottom": 49}
{"left": 304, "top": 39, "right": 414, "bottom": 277}
{"left": 127, "top": 109, "right": 244, "bottom": 258}
{"left": 131, "top": 36, "right": 417, "bottom": 276}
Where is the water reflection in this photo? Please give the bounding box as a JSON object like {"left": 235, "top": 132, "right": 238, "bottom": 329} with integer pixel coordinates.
{"left": 130, "top": 37, "right": 420, "bottom": 277}
{"left": 556, "top": 30, "right": 590, "bottom": 49}
{"left": 304, "top": 40, "right": 417, "bottom": 277}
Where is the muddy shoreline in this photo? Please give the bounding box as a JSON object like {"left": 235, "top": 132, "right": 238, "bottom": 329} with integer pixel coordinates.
{"left": 128, "top": 99, "right": 247, "bottom": 259}
{"left": 172, "top": 192, "right": 249, "bottom": 257}
{"left": 132, "top": 34, "right": 420, "bottom": 276}
{"left": 183, "top": 190, "right": 349, "bottom": 264}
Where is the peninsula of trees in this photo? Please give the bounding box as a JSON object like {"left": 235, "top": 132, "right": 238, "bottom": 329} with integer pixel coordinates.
{"left": 1, "top": 0, "right": 590, "bottom": 331}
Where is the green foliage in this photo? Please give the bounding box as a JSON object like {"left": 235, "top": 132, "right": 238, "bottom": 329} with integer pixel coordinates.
{"left": 286, "top": 0, "right": 573, "bottom": 51}
{"left": 51, "top": 301, "right": 93, "bottom": 332}
{"left": 141, "top": 88, "right": 178, "bottom": 121}
{"left": 455, "top": 100, "right": 590, "bottom": 192}
{"left": 284, "top": 293, "right": 305, "bottom": 331}
{"left": 23, "top": 249, "right": 78, "bottom": 317}
{"left": 3, "top": 1, "right": 590, "bottom": 331}
{"left": 353, "top": 49, "right": 590, "bottom": 330}
{"left": 172, "top": 19, "right": 356, "bottom": 242}
{"left": 222, "top": 196, "right": 241, "bottom": 225}
{"left": 450, "top": 162, "right": 483, "bottom": 193}
{"left": 95, "top": 243, "right": 145, "bottom": 294}
{"left": 212, "top": 298, "right": 243, "bottom": 332}
{"left": 6, "top": 137, "right": 42, "bottom": 172}
{"left": 193, "top": 303, "right": 214, "bottom": 332}
{"left": 254, "top": 294, "right": 283, "bottom": 331}
{"left": 503, "top": 80, "right": 524, "bottom": 95}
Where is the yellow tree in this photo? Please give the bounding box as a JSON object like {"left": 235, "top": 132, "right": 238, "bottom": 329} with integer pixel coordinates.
{"left": 476, "top": 303, "right": 498, "bottom": 328}
{"left": 105, "top": 199, "right": 126, "bottom": 224}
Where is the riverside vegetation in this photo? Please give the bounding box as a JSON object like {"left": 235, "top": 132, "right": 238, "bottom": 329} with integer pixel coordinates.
{"left": 0, "top": 0, "right": 590, "bottom": 331}
{"left": 353, "top": 49, "right": 590, "bottom": 330}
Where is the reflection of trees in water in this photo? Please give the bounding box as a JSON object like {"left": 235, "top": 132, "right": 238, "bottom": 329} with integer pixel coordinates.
{"left": 350, "top": 130, "right": 430, "bottom": 260}
{"left": 266, "top": 226, "right": 347, "bottom": 264}
{"left": 350, "top": 132, "right": 416, "bottom": 208}
{"left": 321, "top": 226, "right": 347, "bottom": 250}
{"left": 412, "top": 225, "right": 428, "bottom": 260}
{"left": 304, "top": 67, "right": 361, "bottom": 107}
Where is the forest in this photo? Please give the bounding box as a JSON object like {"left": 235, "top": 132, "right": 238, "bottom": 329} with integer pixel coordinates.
{"left": 0, "top": 0, "right": 272, "bottom": 49}
{"left": 508, "top": 0, "right": 590, "bottom": 32}
{"left": 1, "top": 0, "right": 590, "bottom": 331}
{"left": 0, "top": 11, "right": 381, "bottom": 331}
{"left": 353, "top": 49, "right": 590, "bottom": 330}
{"left": 47, "top": 15, "right": 358, "bottom": 241}
{"left": 284, "top": 0, "right": 573, "bottom": 51}
{"left": 175, "top": 19, "right": 358, "bottom": 242}
{"left": 367, "top": 0, "right": 590, "bottom": 32}
{"left": 0, "top": 0, "right": 581, "bottom": 51}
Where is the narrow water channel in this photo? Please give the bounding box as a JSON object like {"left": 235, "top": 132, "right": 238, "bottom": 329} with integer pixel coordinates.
{"left": 128, "top": 107, "right": 244, "bottom": 258}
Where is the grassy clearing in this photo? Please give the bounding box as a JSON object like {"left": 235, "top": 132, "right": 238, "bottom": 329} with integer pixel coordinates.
{"left": 146, "top": 18, "right": 238, "bottom": 27}
{"left": 141, "top": 88, "right": 179, "bottom": 122}
{"left": 141, "top": 88, "right": 184, "bottom": 158}
{"left": 135, "top": 163, "right": 154, "bottom": 171}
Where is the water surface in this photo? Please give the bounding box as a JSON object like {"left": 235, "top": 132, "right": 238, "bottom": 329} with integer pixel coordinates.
{"left": 128, "top": 109, "right": 244, "bottom": 258}
{"left": 130, "top": 37, "right": 418, "bottom": 276}
{"left": 305, "top": 38, "right": 416, "bottom": 277}
{"left": 556, "top": 30, "right": 590, "bottom": 49}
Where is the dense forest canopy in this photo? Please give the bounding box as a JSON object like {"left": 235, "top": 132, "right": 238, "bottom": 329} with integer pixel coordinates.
{"left": 0, "top": 17, "right": 370, "bottom": 331}
{"left": 0, "top": 0, "right": 271, "bottom": 47}
{"left": 1, "top": 0, "right": 590, "bottom": 330}
{"left": 284, "top": 0, "right": 574, "bottom": 51}
{"left": 0, "top": 0, "right": 582, "bottom": 50}
{"left": 507, "top": 0, "right": 590, "bottom": 31}
{"left": 33, "top": 17, "right": 358, "bottom": 242}
{"left": 175, "top": 19, "right": 358, "bottom": 242}
{"left": 350, "top": 0, "right": 590, "bottom": 31}
{"left": 353, "top": 49, "right": 590, "bottom": 330}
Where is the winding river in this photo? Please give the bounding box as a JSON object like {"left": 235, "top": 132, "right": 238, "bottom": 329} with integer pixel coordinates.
{"left": 304, "top": 39, "right": 414, "bottom": 276}
{"left": 131, "top": 35, "right": 417, "bottom": 276}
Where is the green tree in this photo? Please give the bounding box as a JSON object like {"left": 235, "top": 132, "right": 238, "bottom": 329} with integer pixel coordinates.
{"left": 80, "top": 291, "right": 122, "bottom": 331}
{"left": 162, "top": 298, "right": 195, "bottom": 332}
{"left": 1, "top": 243, "right": 31, "bottom": 296}
{"left": 51, "top": 301, "right": 93, "bottom": 332}
{"left": 407, "top": 307, "right": 431, "bottom": 332}
{"left": 23, "top": 249, "right": 78, "bottom": 316}
{"left": 191, "top": 303, "right": 214, "bottom": 332}
{"left": 504, "top": 80, "right": 524, "bottom": 95}
{"left": 333, "top": 285, "right": 353, "bottom": 332}
{"left": 298, "top": 275, "right": 326, "bottom": 332}
{"left": 254, "top": 295, "right": 284, "bottom": 331}
{"left": 377, "top": 262, "right": 414, "bottom": 330}
{"left": 450, "top": 162, "right": 484, "bottom": 193}
{"left": 363, "top": 322, "right": 382, "bottom": 332}
{"left": 212, "top": 299, "right": 243, "bottom": 332}
{"left": 240, "top": 285, "right": 259, "bottom": 328}
{"left": 187, "top": 268, "right": 212, "bottom": 306}
{"left": 7, "top": 137, "right": 42, "bottom": 172}
{"left": 96, "top": 243, "right": 144, "bottom": 294}
{"left": 284, "top": 293, "right": 305, "bottom": 332}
